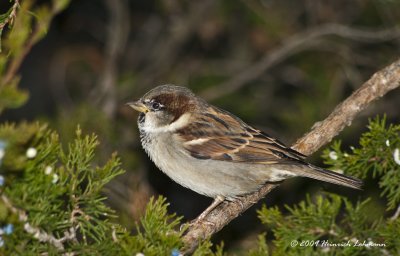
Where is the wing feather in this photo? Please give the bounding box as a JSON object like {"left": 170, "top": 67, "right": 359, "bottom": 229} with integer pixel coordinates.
{"left": 177, "top": 106, "right": 306, "bottom": 164}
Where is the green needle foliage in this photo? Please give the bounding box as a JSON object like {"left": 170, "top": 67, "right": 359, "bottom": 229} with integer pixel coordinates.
{"left": 0, "top": 2, "right": 221, "bottom": 254}
{"left": 0, "top": 124, "right": 123, "bottom": 254}
{"left": 324, "top": 116, "right": 400, "bottom": 210}
{"left": 1, "top": 1, "right": 399, "bottom": 255}
{"left": 0, "top": 0, "right": 70, "bottom": 113}
{"left": 130, "top": 196, "right": 183, "bottom": 255}
{"left": 256, "top": 116, "right": 400, "bottom": 256}
{"left": 0, "top": 123, "right": 222, "bottom": 255}
{"left": 1, "top": 117, "right": 398, "bottom": 256}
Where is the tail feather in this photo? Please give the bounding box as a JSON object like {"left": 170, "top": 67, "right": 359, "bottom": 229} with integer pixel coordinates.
{"left": 288, "top": 164, "right": 363, "bottom": 190}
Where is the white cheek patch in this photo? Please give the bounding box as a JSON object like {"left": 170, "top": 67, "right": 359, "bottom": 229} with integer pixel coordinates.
{"left": 141, "top": 112, "right": 191, "bottom": 133}
{"left": 167, "top": 113, "right": 191, "bottom": 131}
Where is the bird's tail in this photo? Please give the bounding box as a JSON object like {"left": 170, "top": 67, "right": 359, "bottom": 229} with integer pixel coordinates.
{"left": 286, "top": 163, "right": 363, "bottom": 190}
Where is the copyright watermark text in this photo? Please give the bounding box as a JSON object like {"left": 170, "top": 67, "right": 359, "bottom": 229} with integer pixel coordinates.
{"left": 290, "top": 239, "right": 386, "bottom": 248}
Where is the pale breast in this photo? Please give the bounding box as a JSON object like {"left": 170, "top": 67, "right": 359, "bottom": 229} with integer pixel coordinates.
{"left": 139, "top": 130, "right": 288, "bottom": 198}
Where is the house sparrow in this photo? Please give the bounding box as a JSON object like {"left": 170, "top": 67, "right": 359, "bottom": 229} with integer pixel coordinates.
{"left": 127, "top": 84, "right": 362, "bottom": 220}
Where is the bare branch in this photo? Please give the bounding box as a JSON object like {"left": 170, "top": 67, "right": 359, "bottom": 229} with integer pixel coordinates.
{"left": 182, "top": 58, "right": 400, "bottom": 254}
{"left": 295, "top": 58, "right": 400, "bottom": 155}
{"left": 0, "top": 0, "right": 19, "bottom": 30}
{"left": 200, "top": 24, "right": 400, "bottom": 101}
{"left": 390, "top": 204, "right": 400, "bottom": 221}
{"left": 95, "top": 0, "right": 130, "bottom": 118}
{"left": 1, "top": 1, "right": 68, "bottom": 86}
{"left": 0, "top": 0, "right": 19, "bottom": 53}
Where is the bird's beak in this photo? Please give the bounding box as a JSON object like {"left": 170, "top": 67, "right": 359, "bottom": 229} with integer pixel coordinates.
{"left": 126, "top": 101, "right": 149, "bottom": 113}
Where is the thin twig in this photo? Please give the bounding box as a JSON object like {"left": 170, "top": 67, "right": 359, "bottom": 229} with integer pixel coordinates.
{"left": 0, "top": 0, "right": 20, "bottom": 53}
{"left": 94, "top": 0, "right": 130, "bottom": 118}
{"left": 390, "top": 204, "right": 400, "bottom": 221}
{"left": 1, "top": 1, "right": 66, "bottom": 86}
{"left": 0, "top": 0, "right": 19, "bottom": 30}
{"left": 0, "top": 0, "right": 21, "bottom": 83}
{"left": 200, "top": 24, "right": 400, "bottom": 101}
{"left": 1, "top": 31, "right": 36, "bottom": 86}
{"left": 182, "top": 58, "right": 400, "bottom": 254}
{"left": 294, "top": 58, "right": 400, "bottom": 155}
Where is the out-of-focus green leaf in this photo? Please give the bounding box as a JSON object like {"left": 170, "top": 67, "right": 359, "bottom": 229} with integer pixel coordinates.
{"left": 0, "top": 77, "right": 28, "bottom": 113}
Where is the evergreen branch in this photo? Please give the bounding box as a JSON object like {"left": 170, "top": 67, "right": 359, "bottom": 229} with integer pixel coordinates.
{"left": 182, "top": 58, "right": 400, "bottom": 254}
{"left": 1, "top": 0, "right": 70, "bottom": 87}
{"left": 0, "top": 0, "right": 20, "bottom": 53}
{"left": 0, "top": 125, "right": 126, "bottom": 254}
{"left": 0, "top": 0, "right": 19, "bottom": 30}
{"left": 1, "top": 194, "right": 77, "bottom": 252}
{"left": 1, "top": 28, "right": 36, "bottom": 87}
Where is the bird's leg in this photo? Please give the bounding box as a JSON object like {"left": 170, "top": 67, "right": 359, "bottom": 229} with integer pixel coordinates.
{"left": 180, "top": 196, "right": 225, "bottom": 231}
{"left": 196, "top": 195, "right": 225, "bottom": 222}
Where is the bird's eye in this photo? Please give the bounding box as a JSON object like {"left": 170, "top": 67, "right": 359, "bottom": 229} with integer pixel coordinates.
{"left": 151, "top": 102, "right": 161, "bottom": 110}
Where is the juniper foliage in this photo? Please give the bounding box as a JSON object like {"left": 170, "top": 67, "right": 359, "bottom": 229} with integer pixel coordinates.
{"left": 1, "top": 1, "right": 399, "bottom": 255}
{"left": 256, "top": 116, "right": 400, "bottom": 256}
{"left": 0, "top": 123, "right": 222, "bottom": 255}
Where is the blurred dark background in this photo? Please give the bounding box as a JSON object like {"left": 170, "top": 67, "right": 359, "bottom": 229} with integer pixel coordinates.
{"left": 1, "top": 0, "right": 400, "bottom": 252}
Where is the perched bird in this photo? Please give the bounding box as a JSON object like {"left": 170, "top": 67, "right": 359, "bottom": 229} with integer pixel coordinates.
{"left": 127, "top": 85, "right": 362, "bottom": 220}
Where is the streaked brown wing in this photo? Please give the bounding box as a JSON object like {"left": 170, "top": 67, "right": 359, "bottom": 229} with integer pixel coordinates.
{"left": 176, "top": 106, "right": 307, "bottom": 164}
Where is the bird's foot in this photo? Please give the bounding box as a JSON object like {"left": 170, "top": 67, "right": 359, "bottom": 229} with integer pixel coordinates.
{"left": 180, "top": 196, "right": 225, "bottom": 232}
